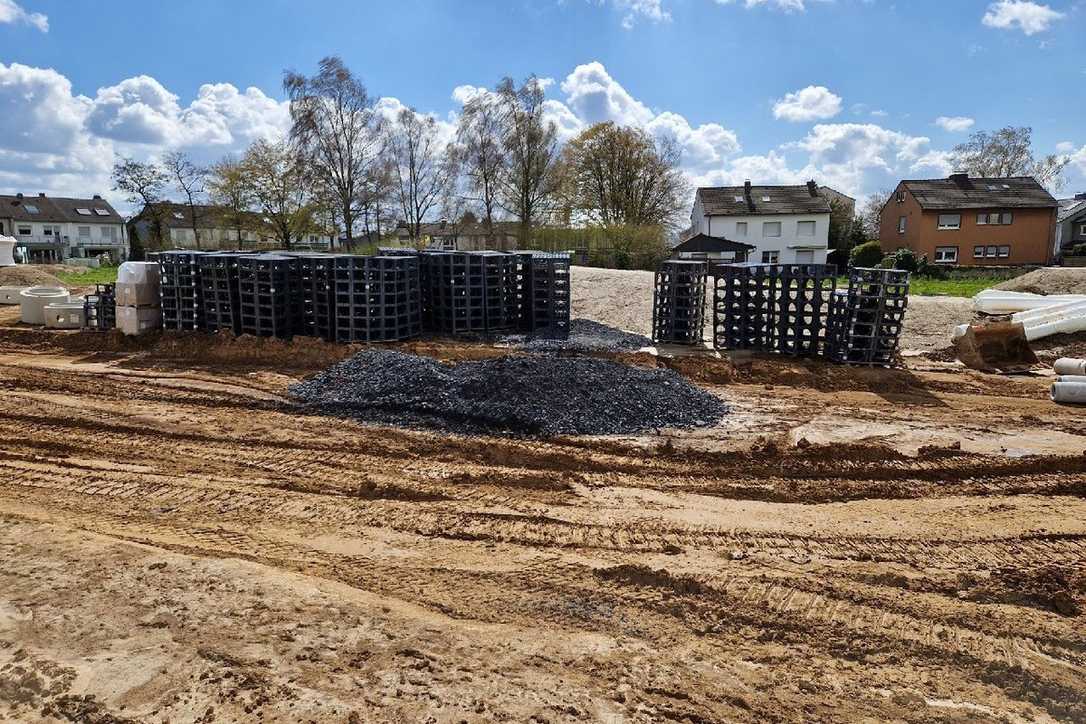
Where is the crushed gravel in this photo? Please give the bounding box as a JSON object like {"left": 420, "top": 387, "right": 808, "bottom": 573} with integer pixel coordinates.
{"left": 502, "top": 318, "right": 652, "bottom": 353}
{"left": 290, "top": 349, "right": 727, "bottom": 437}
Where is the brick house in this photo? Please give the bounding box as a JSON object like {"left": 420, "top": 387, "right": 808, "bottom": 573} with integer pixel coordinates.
{"left": 879, "top": 174, "right": 1058, "bottom": 266}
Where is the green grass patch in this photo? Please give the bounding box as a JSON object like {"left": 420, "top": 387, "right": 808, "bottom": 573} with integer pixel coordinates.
{"left": 54, "top": 265, "right": 119, "bottom": 286}
{"left": 835, "top": 275, "right": 1000, "bottom": 298}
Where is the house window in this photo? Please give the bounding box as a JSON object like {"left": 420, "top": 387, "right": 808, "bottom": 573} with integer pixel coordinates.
{"left": 17, "top": 226, "right": 31, "bottom": 236}
{"left": 977, "top": 213, "right": 988, "bottom": 225}
{"left": 78, "top": 226, "right": 90, "bottom": 238}
{"left": 1080, "top": 224, "right": 1086, "bottom": 235}
{"left": 76, "top": 208, "right": 92, "bottom": 216}
{"left": 896, "top": 190, "right": 905, "bottom": 202}
{"left": 795, "top": 250, "right": 815, "bottom": 263}
{"left": 735, "top": 221, "right": 747, "bottom": 237}
{"left": 986, "top": 245, "right": 998, "bottom": 258}
{"left": 973, "top": 246, "right": 985, "bottom": 258}
{"left": 100, "top": 226, "right": 117, "bottom": 241}
{"left": 763, "top": 221, "right": 781, "bottom": 237}
{"left": 796, "top": 220, "right": 815, "bottom": 237}
{"left": 998, "top": 245, "right": 1010, "bottom": 258}
{"left": 937, "top": 214, "right": 961, "bottom": 230}
{"left": 94, "top": 208, "right": 110, "bottom": 216}
{"left": 934, "top": 246, "right": 958, "bottom": 263}
{"left": 173, "top": 212, "right": 184, "bottom": 220}
{"left": 898, "top": 216, "right": 906, "bottom": 234}
{"left": 761, "top": 250, "right": 779, "bottom": 263}
{"left": 43, "top": 227, "right": 52, "bottom": 236}
{"left": 24, "top": 204, "right": 39, "bottom": 214}
{"left": 1001, "top": 212, "right": 1013, "bottom": 225}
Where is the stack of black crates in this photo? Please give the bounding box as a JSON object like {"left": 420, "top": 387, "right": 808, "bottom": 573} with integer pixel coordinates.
{"left": 652, "top": 260, "right": 708, "bottom": 345}
{"left": 83, "top": 283, "right": 116, "bottom": 331}
{"left": 426, "top": 251, "right": 520, "bottom": 337}
{"left": 198, "top": 252, "right": 243, "bottom": 334}
{"left": 712, "top": 263, "right": 836, "bottom": 356}
{"left": 237, "top": 254, "right": 302, "bottom": 339}
{"left": 826, "top": 267, "right": 909, "bottom": 366}
{"left": 333, "top": 255, "right": 421, "bottom": 343}
{"left": 298, "top": 254, "right": 338, "bottom": 341}
{"left": 153, "top": 250, "right": 204, "bottom": 330}
{"left": 517, "top": 252, "right": 571, "bottom": 340}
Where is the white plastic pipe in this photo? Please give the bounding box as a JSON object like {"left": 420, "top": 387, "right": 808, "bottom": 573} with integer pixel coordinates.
{"left": 1052, "top": 381, "right": 1086, "bottom": 405}
{"left": 1054, "top": 358, "right": 1086, "bottom": 376}
{"left": 973, "top": 290, "right": 1086, "bottom": 315}
{"left": 1010, "top": 301, "right": 1086, "bottom": 341}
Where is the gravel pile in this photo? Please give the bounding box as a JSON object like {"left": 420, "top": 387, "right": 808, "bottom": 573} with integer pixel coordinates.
{"left": 290, "top": 349, "right": 726, "bottom": 436}
{"left": 503, "top": 319, "right": 652, "bottom": 353}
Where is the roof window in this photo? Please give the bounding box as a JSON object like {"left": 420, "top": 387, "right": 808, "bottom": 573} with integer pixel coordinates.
{"left": 94, "top": 208, "right": 110, "bottom": 216}
{"left": 761, "top": 196, "right": 771, "bottom": 202}
{"left": 733, "top": 196, "right": 744, "bottom": 203}
{"left": 24, "top": 204, "right": 39, "bottom": 214}
{"left": 76, "top": 208, "right": 92, "bottom": 215}
{"left": 173, "top": 212, "right": 184, "bottom": 220}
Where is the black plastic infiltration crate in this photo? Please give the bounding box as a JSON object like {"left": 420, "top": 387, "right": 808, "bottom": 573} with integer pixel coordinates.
{"left": 333, "top": 255, "right": 421, "bottom": 343}
{"left": 83, "top": 283, "right": 116, "bottom": 331}
{"left": 198, "top": 251, "right": 244, "bottom": 334}
{"left": 711, "top": 263, "right": 836, "bottom": 355}
{"left": 652, "top": 260, "right": 708, "bottom": 345}
{"left": 425, "top": 251, "right": 519, "bottom": 337}
{"left": 826, "top": 267, "right": 910, "bottom": 366}
{"left": 237, "top": 254, "right": 302, "bottom": 339}
{"left": 153, "top": 250, "right": 207, "bottom": 331}
{"left": 298, "top": 254, "right": 338, "bottom": 341}
{"left": 518, "top": 252, "right": 571, "bottom": 340}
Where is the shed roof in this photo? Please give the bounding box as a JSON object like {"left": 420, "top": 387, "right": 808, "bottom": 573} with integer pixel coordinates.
{"left": 672, "top": 233, "right": 755, "bottom": 254}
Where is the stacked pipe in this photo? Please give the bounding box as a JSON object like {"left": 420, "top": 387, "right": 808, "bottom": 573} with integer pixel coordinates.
{"left": 1053, "top": 358, "right": 1086, "bottom": 405}
{"left": 826, "top": 267, "right": 909, "bottom": 367}
{"left": 653, "top": 260, "right": 708, "bottom": 345}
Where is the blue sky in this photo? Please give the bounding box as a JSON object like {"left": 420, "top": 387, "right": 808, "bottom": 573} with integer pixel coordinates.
{"left": 1, "top": 0, "right": 1084, "bottom": 213}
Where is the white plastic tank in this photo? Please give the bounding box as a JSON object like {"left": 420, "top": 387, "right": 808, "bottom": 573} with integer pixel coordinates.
{"left": 0, "top": 235, "right": 16, "bottom": 267}
{"left": 19, "top": 286, "right": 70, "bottom": 325}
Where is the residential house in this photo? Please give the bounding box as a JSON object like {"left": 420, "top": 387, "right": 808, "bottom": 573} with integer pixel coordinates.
{"left": 879, "top": 174, "right": 1058, "bottom": 266}
{"left": 689, "top": 181, "right": 833, "bottom": 264}
{"left": 0, "top": 192, "right": 127, "bottom": 263}
{"left": 818, "top": 186, "right": 856, "bottom": 218}
{"left": 670, "top": 233, "right": 755, "bottom": 262}
{"left": 394, "top": 220, "right": 521, "bottom": 251}
{"left": 129, "top": 203, "right": 334, "bottom": 251}
{"left": 1055, "top": 193, "right": 1086, "bottom": 263}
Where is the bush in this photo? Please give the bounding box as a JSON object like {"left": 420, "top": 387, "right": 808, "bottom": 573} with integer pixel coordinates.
{"left": 1071, "top": 243, "right": 1086, "bottom": 257}
{"left": 882, "top": 247, "right": 924, "bottom": 273}
{"left": 849, "top": 240, "right": 884, "bottom": 268}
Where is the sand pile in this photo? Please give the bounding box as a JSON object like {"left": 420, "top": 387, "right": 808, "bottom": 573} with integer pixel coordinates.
{"left": 994, "top": 267, "right": 1086, "bottom": 295}
{"left": 291, "top": 349, "right": 727, "bottom": 436}
{"left": 0, "top": 265, "right": 66, "bottom": 287}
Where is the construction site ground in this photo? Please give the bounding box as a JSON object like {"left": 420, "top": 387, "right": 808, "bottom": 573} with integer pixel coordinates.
{"left": 2, "top": 269, "right": 1086, "bottom": 722}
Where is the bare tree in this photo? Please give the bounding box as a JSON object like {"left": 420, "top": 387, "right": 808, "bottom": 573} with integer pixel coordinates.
{"left": 859, "top": 189, "right": 890, "bottom": 238}
{"left": 494, "top": 76, "right": 560, "bottom": 245}
{"left": 358, "top": 159, "right": 395, "bottom": 244}
{"left": 284, "top": 56, "right": 382, "bottom": 250}
{"left": 559, "top": 122, "right": 688, "bottom": 228}
{"left": 207, "top": 157, "right": 254, "bottom": 246}
{"left": 112, "top": 158, "right": 169, "bottom": 248}
{"left": 386, "top": 107, "right": 454, "bottom": 241}
{"left": 950, "top": 126, "right": 1069, "bottom": 191}
{"left": 455, "top": 91, "right": 505, "bottom": 244}
{"left": 162, "top": 151, "right": 207, "bottom": 248}
{"left": 241, "top": 139, "right": 315, "bottom": 250}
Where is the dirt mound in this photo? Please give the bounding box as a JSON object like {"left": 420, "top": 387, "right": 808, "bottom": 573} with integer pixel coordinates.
{"left": 0, "top": 265, "right": 65, "bottom": 287}
{"left": 994, "top": 267, "right": 1086, "bottom": 295}
{"left": 290, "top": 349, "right": 728, "bottom": 436}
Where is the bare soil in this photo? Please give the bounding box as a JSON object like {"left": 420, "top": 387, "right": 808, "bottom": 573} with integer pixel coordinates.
{"left": 994, "top": 266, "right": 1086, "bottom": 295}
{"left": 1, "top": 294, "right": 1086, "bottom": 721}
{"left": 0, "top": 264, "right": 67, "bottom": 288}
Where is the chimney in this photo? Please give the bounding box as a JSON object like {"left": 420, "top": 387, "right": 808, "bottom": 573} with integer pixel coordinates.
{"left": 807, "top": 180, "right": 819, "bottom": 197}
{"left": 38, "top": 192, "right": 46, "bottom": 198}
{"left": 15, "top": 193, "right": 22, "bottom": 199}
{"left": 948, "top": 173, "right": 971, "bottom": 189}
{"left": 743, "top": 180, "right": 754, "bottom": 211}
{"left": 93, "top": 194, "right": 102, "bottom": 200}
{"left": 1075, "top": 192, "right": 1086, "bottom": 201}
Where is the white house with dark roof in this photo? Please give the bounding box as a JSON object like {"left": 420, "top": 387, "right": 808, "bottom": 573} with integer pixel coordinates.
{"left": 0, "top": 192, "right": 128, "bottom": 263}
{"left": 689, "top": 180, "right": 833, "bottom": 264}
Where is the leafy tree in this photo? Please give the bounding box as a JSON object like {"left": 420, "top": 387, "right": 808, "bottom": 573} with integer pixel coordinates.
{"left": 559, "top": 122, "right": 688, "bottom": 229}
{"left": 949, "top": 126, "right": 1068, "bottom": 191}
{"left": 241, "top": 139, "right": 315, "bottom": 250}
{"left": 284, "top": 56, "right": 382, "bottom": 248}
{"left": 111, "top": 158, "right": 169, "bottom": 247}
{"left": 207, "top": 157, "right": 254, "bottom": 246}
{"left": 858, "top": 189, "right": 889, "bottom": 239}
{"left": 849, "top": 240, "right": 884, "bottom": 268}
{"left": 494, "top": 76, "right": 560, "bottom": 244}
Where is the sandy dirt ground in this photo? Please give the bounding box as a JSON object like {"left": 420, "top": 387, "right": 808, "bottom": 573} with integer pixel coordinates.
{"left": 2, "top": 281, "right": 1086, "bottom": 722}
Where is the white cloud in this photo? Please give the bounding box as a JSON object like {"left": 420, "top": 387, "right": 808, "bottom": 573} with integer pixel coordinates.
{"left": 1064, "top": 145, "right": 1086, "bottom": 175}
{"left": 0, "top": 0, "right": 48, "bottom": 31}
{"left": 934, "top": 115, "right": 975, "bottom": 132}
{"left": 982, "top": 0, "right": 1063, "bottom": 35}
{"left": 1055, "top": 141, "right": 1075, "bottom": 154}
{"left": 772, "top": 86, "right": 843, "bottom": 122}
{"left": 715, "top": 0, "right": 813, "bottom": 11}
{"left": 559, "top": 62, "right": 653, "bottom": 127}
{"left": 610, "top": 0, "right": 671, "bottom": 28}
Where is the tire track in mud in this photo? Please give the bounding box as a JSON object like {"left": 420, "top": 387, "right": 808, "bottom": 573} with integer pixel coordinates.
{"left": 3, "top": 455, "right": 1086, "bottom": 575}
